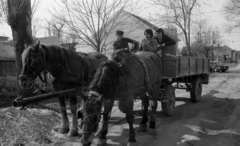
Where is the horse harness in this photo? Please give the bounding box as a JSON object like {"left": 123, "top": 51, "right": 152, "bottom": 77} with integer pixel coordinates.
{"left": 117, "top": 54, "right": 150, "bottom": 96}
{"left": 28, "top": 48, "right": 48, "bottom": 87}
{"left": 79, "top": 53, "right": 101, "bottom": 84}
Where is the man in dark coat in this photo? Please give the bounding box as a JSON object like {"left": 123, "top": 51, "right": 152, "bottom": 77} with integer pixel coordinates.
{"left": 113, "top": 30, "right": 139, "bottom": 52}
{"left": 154, "top": 28, "right": 176, "bottom": 51}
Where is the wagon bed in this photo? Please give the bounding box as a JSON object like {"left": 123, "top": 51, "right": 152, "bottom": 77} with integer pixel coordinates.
{"left": 159, "top": 45, "right": 210, "bottom": 116}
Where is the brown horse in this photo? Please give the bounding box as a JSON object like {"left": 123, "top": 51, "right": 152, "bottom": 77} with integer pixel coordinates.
{"left": 80, "top": 49, "right": 162, "bottom": 146}
{"left": 19, "top": 41, "right": 107, "bottom": 137}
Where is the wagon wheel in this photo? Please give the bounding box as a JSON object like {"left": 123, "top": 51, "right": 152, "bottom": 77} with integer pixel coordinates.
{"left": 190, "top": 78, "right": 202, "bottom": 103}
{"left": 161, "top": 84, "right": 175, "bottom": 117}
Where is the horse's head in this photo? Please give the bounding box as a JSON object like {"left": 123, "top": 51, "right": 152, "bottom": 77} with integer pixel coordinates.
{"left": 80, "top": 60, "right": 122, "bottom": 144}
{"left": 111, "top": 49, "right": 133, "bottom": 74}
{"left": 81, "top": 91, "right": 102, "bottom": 145}
{"left": 19, "top": 41, "right": 44, "bottom": 89}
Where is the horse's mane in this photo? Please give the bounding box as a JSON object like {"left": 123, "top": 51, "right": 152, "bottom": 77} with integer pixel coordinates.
{"left": 89, "top": 60, "right": 120, "bottom": 98}
{"left": 22, "top": 46, "right": 32, "bottom": 65}
{"left": 40, "top": 45, "right": 80, "bottom": 64}
{"left": 111, "top": 49, "right": 132, "bottom": 62}
{"left": 89, "top": 50, "right": 133, "bottom": 99}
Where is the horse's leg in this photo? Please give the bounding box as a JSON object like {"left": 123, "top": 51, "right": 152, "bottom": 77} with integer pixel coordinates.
{"left": 58, "top": 96, "right": 70, "bottom": 134}
{"left": 68, "top": 94, "right": 79, "bottom": 137}
{"left": 148, "top": 88, "right": 158, "bottom": 136}
{"left": 125, "top": 96, "right": 137, "bottom": 146}
{"left": 96, "top": 100, "right": 114, "bottom": 146}
{"left": 138, "top": 94, "right": 149, "bottom": 132}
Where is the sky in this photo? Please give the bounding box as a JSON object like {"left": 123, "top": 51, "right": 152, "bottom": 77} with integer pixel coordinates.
{"left": 0, "top": 0, "right": 240, "bottom": 51}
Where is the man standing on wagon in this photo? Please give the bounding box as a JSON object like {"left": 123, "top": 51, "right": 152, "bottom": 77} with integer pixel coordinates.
{"left": 154, "top": 28, "right": 176, "bottom": 56}
{"left": 113, "top": 30, "right": 139, "bottom": 52}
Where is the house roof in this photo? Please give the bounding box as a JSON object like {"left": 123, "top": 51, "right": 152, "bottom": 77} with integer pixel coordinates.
{"left": 37, "top": 36, "right": 60, "bottom": 45}
{"left": 211, "top": 45, "right": 233, "bottom": 55}
{"left": 129, "top": 13, "right": 158, "bottom": 30}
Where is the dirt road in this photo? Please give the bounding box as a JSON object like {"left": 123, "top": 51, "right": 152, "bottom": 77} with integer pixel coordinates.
{"left": 1, "top": 64, "right": 240, "bottom": 146}
{"left": 96, "top": 64, "right": 240, "bottom": 146}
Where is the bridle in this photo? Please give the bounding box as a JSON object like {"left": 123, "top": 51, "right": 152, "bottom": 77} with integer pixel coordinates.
{"left": 81, "top": 91, "right": 102, "bottom": 133}
{"left": 20, "top": 46, "right": 48, "bottom": 88}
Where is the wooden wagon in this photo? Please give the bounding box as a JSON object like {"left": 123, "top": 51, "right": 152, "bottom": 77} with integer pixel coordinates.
{"left": 159, "top": 45, "right": 209, "bottom": 116}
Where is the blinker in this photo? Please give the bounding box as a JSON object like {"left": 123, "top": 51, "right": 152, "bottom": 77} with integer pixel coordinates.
{"left": 117, "top": 62, "right": 122, "bottom": 67}
{"left": 30, "top": 59, "right": 38, "bottom": 68}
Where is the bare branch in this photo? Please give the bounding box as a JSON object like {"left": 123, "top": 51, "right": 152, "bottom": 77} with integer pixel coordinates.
{"left": 31, "top": 0, "right": 41, "bottom": 18}
{"left": 224, "top": 0, "right": 240, "bottom": 31}
{"left": 49, "top": 0, "right": 140, "bottom": 52}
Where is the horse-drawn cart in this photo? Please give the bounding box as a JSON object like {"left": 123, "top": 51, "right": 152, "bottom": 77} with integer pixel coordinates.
{"left": 159, "top": 45, "right": 209, "bottom": 116}
{"left": 12, "top": 40, "right": 210, "bottom": 146}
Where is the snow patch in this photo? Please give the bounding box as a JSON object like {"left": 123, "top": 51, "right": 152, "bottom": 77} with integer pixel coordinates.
{"left": 184, "top": 124, "right": 240, "bottom": 135}
{"left": 200, "top": 119, "right": 217, "bottom": 123}
{"left": 177, "top": 134, "right": 200, "bottom": 145}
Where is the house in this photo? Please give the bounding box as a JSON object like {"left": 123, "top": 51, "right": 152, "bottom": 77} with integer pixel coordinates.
{"left": 77, "top": 10, "right": 178, "bottom": 58}
{"left": 210, "top": 45, "right": 233, "bottom": 62}
{"left": 0, "top": 36, "right": 9, "bottom": 42}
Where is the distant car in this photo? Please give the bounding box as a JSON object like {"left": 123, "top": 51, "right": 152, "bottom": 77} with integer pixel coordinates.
{"left": 210, "top": 61, "right": 229, "bottom": 72}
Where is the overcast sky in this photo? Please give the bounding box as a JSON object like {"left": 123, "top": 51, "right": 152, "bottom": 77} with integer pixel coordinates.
{"left": 0, "top": 0, "right": 239, "bottom": 51}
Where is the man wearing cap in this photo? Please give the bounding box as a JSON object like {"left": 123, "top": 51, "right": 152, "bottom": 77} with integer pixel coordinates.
{"left": 113, "top": 30, "right": 139, "bottom": 52}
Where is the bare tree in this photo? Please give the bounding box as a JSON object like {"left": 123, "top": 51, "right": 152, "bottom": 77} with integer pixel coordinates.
{"left": 45, "top": 19, "right": 65, "bottom": 43}
{"left": 150, "top": 0, "right": 208, "bottom": 55}
{"left": 61, "top": 31, "right": 78, "bottom": 51}
{"left": 224, "top": 0, "right": 240, "bottom": 31}
{"left": 32, "top": 17, "right": 42, "bottom": 37}
{"left": 4, "top": 0, "right": 34, "bottom": 95}
{"left": 51, "top": 0, "right": 139, "bottom": 52}
{"left": 0, "top": 0, "right": 40, "bottom": 22}
{"left": 191, "top": 20, "right": 223, "bottom": 59}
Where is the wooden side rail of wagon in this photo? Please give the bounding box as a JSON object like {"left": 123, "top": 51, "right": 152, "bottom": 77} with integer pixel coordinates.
{"left": 158, "top": 45, "right": 210, "bottom": 117}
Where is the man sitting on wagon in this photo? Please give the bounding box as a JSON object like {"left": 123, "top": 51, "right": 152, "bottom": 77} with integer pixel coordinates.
{"left": 113, "top": 30, "right": 139, "bottom": 52}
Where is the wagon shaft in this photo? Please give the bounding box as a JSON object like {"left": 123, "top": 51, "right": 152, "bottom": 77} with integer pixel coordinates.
{"left": 13, "top": 88, "right": 78, "bottom": 107}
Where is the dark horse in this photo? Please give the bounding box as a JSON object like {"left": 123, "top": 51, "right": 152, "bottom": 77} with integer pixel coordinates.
{"left": 80, "top": 49, "right": 162, "bottom": 146}
{"left": 19, "top": 41, "right": 107, "bottom": 137}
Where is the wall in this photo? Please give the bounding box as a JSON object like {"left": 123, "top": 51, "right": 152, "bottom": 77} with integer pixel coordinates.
{"left": 0, "top": 60, "right": 17, "bottom": 92}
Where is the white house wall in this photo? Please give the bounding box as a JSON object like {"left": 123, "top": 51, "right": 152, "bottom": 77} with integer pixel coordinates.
{"left": 103, "top": 11, "right": 154, "bottom": 57}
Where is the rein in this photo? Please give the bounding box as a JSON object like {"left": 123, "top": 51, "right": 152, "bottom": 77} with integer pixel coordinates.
{"left": 30, "top": 48, "right": 48, "bottom": 87}
{"left": 81, "top": 92, "right": 103, "bottom": 133}
{"left": 39, "top": 49, "right": 48, "bottom": 87}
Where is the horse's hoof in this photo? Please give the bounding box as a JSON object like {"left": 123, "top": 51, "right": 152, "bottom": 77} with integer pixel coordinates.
{"left": 96, "top": 138, "right": 107, "bottom": 146}
{"left": 54, "top": 127, "right": 70, "bottom": 134}
{"left": 68, "top": 130, "right": 79, "bottom": 137}
{"left": 137, "top": 124, "right": 147, "bottom": 133}
{"left": 147, "top": 128, "right": 157, "bottom": 136}
{"left": 127, "top": 142, "right": 138, "bottom": 146}
{"left": 81, "top": 142, "right": 92, "bottom": 146}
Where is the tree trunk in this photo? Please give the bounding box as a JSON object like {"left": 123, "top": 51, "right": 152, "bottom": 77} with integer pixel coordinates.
{"left": 7, "top": 0, "right": 34, "bottom": 97}
{"left": 187, "top": 13, "right": 191, "bottom": 56}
